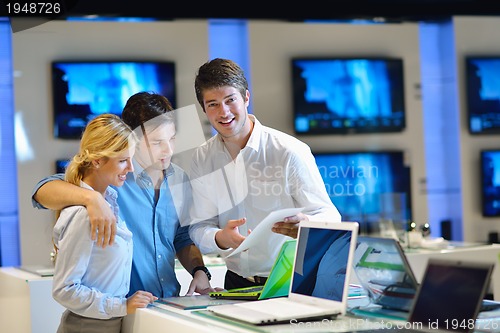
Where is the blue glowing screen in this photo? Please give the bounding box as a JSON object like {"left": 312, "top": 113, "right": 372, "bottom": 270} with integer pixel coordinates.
{"left": 481, "top": 149, "right": 500, "bottom": 217}
{"left": 314, "top": 151, "right": 411, "bottom": 233}
{"left": 466, "top": 57, "right": 500, "bottom": 135}
{"left": 52, "top": 60, "right": 176, "bottom": 139}
{"left": 292, "top": 58, "right": 405, "bottom": 135}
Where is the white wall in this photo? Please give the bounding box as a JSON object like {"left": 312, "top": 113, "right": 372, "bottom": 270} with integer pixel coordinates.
{"left": 247, "top": 21, "right": 428, "bottom": 229}
{"left": 13, "top": 19, "right": 209, "bottom": 265}
{"left": 454, "top": 16, "right": 500, "bottom": 242}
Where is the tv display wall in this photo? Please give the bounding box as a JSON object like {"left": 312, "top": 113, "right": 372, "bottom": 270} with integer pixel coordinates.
{"left": 52, "top": 60, "right": 176, "bottom": 139}
{"left": 481, "top": 149, "right": 500, "bottom": 217}
{"left": 466, "top": 56, "right": 500, "bottom": 135}
{"left": 292, "top": 57, "right": 406, "bottom": 135}
{"left": 314, "top": 151, "right": 411, "bottom": 234}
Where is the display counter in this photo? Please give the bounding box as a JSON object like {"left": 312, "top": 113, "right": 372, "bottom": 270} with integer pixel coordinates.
{"left": 123, "top": 296, "right": 500, "bottom": 333}
{"left": 122, "top": 302, "right": 383, "bottom": 333}
{"left": 0, "top": 267, "right": 64, "bottom": 333}
{"left": 0, "top": 261, "right": 226, "bottom": 333}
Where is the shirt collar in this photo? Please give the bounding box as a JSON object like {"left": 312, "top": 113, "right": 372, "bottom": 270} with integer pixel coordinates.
{"left": 131, "top": 158, "right": 175, "bottom": 181}
{"left": 245, "top": 114, "right": 261, "bottom": 152}
{"left": 79, "top": 181, "right": 118, "bottom": 213}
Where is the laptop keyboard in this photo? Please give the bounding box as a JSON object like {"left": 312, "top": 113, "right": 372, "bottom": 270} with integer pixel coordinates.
{"left": 235, "top": 298, "right": 336, "bottom": 318}
{"left": 229, "top": 286, "right": 263, "bottom": 293}
{"left": 209, "top": 298, "right": 341, "bottom": 325}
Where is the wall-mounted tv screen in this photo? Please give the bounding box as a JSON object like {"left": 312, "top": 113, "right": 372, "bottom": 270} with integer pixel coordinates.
{"left": 292, "top": 57, "right": 406, "bottom": 135}
{"left": 314, "top": 150, "right": 411, "bottom": 234}
{"left": 55, "top": 159, "right": 70, "bottom": 174}
{"left": 481, "top": 149, "right": 500, "bottom": 217}
{"left": 52, "top": 60, "right": 176, "bottom": 139}
{"left": 466, "top": 57, "right": 500, "bottom": 135}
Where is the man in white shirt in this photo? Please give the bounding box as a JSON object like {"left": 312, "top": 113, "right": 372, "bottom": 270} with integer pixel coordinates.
{"left": 189, "top": 58, "right": 341, "bottom": 289}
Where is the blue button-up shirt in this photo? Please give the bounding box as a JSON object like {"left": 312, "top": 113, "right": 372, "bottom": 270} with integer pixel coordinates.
{"left": 32, "top": 161, "right": 194, "bottom": 298}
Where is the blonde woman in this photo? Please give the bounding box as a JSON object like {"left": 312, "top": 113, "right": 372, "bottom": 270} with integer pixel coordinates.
{"left": 52, "top": 114, "right": 156, "bottom": 333}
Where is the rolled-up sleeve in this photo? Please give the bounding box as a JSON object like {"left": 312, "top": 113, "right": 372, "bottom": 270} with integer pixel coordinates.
{"left": 31, "top": 173, "right": 65, "bottom": 209}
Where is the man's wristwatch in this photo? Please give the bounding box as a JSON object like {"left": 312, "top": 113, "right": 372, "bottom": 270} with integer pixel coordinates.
{"left": 191, "top": 265, "right": 211, "bottom": 281}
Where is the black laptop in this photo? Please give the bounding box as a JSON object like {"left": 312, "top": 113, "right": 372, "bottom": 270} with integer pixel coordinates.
{"left": 360, "top": 258, "right": 494, "bottom": 333}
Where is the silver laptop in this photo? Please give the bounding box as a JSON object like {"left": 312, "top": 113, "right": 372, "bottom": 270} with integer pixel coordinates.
{"left": 207, "top": 220, "right": 359, "bottom": 325}
{"left": 351, "top": 236, "right": 419, "bottom": 320}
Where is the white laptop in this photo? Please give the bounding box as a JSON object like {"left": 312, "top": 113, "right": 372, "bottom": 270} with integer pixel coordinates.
{"left": 207, "top": 220, "right": 359, "bottom": 325}
{"left": 350, "top": 236, "right": 419, "bottom": 320}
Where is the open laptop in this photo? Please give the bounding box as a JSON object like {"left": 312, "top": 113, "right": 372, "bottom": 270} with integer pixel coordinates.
{"left": 209, "top": 239, "right": 296, "bottom": 301}
{"left": 351, "top": 236, "right": 500, "bottom": 321}
{"left": 350, "top": 236, "right": 419, "bottom": 320}
{"left": 207, "top": 220, "right": 359, "bottom": 325}
{"left": 361, "top": 258, "right": 494, "bottom": 333}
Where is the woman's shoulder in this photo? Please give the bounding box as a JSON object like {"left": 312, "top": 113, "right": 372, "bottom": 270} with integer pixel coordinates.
{"left": 59, "top": 205, "right": 87, "bottom": 218}
{"left": 54, "top": 205, "right": 89, "bottom": 236}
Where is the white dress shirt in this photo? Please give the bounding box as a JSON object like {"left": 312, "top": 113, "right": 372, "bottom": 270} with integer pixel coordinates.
{"left": 189, "top": 115, "right": 341, "bottom": 278}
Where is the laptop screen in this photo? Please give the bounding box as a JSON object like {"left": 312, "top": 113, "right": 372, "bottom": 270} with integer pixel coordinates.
{"left": 353, "top": 236, "right": 418, "bottom": 311}
{"left": 291, "top": 223, "right": 356, "bottom": 304}
{"left": 258, "top": 239, "right": 296, "bottom": 299}
{"left": 409, "top": 259, "right": 493, "bottom": 333}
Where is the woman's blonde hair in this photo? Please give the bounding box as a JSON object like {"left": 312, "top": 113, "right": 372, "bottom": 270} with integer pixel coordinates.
{"left": 52, "top": 114, "right": 134, "bottom": 261}
{"left": 65, "top": 114, "right": 135, "bottom": 185}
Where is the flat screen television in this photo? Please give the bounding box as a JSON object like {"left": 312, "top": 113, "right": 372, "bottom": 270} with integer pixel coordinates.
{"left": 465, "top": 56, "right": 500, "bottom": 135}
{"left": 292, "top": 57, "right": 406, "bottom": 135}
{"left": 480, "top": 149, "right": 500, "bottom": 217}
{"left": 314, "top": 150, "right": 412, "bottom": 234}
{"left": 52, "top": 60, "right": 176, "bottom": 139}
{"left": 55, "top": 159, "right": 70, "bottom": 174}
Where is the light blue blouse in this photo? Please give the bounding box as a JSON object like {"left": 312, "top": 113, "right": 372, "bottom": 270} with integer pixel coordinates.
{"left": 52, "top": 182, "right": 132, "bottom": 319}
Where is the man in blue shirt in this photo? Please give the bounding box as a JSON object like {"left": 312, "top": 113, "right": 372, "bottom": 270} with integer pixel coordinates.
{"left": 32, "top": 92, "right": 215, "bottom": 298}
